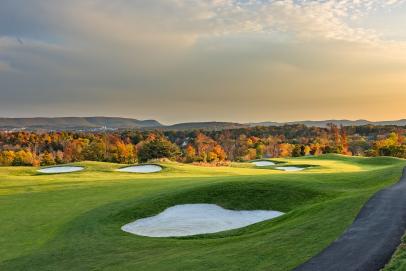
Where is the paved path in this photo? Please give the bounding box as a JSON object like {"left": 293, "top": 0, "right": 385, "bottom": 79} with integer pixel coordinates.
{"left": 294, "top": 167, "right": 406, "bottom": 271}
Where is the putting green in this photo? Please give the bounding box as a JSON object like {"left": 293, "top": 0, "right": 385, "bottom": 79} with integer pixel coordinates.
{"left": 0, "top": 155, "right": 405, "bottom": 271}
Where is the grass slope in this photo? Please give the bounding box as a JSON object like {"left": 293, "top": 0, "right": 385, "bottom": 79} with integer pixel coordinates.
{"left": 0, "top": 155, "right": 405, "bottom": 271}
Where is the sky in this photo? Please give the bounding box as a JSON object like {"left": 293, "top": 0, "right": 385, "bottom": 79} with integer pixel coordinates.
{"left": 0, "top": 0, "right": 406, "bottom": 124}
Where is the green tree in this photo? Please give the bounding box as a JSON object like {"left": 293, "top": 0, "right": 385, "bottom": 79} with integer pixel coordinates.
{"left": 138, "top": 137, "right": 180, "bottom": 162}
{"left": 83, "top": 140, "right": 106, "bottom": 161}
{"left": 292, "top": 145, "right": 302, "bottom": 157}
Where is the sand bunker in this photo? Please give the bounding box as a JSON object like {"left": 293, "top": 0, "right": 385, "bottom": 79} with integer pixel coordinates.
{"left": 122, "top": 204, "right": 284, "bottom": 237}
{"left": 117, "top": 165, "right": 162, "bottom": 173}
{"left": 276, "top": 166, "right": 305, "bottom": 172}
{"left": 37, "top": 166, "right": 84, "bottom": 174}
{"left": 252, "top": 161, "right": 275, "bottom": 167}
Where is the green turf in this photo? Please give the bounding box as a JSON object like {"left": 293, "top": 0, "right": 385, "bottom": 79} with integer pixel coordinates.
{"left": 0, "top": 155, "right": 405, "bottom": 271}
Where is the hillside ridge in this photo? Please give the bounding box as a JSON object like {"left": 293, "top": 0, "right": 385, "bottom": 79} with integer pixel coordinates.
{"left": 0, "top": 117, "right": 405, "bottom": 131}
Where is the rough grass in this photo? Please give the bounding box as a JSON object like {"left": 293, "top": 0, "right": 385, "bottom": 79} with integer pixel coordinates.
{"left": 0, "top": 155, "right": 405, "bottom": 271}
{"left": 384, "top": 234, "right": 406, "bottom": 270}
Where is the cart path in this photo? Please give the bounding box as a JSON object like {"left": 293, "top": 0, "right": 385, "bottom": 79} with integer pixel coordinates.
{"left": 294, "top": 167, "right": 406, "bottom": 271}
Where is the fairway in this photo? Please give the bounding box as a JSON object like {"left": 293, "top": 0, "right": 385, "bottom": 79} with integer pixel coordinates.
{"left": 0, "top": 155, "right": 405, "bottom": 271}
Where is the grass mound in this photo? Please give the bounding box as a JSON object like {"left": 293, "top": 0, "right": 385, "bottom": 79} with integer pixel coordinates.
{"left": 0, "top": 155, "right": 405, "bottom": 271}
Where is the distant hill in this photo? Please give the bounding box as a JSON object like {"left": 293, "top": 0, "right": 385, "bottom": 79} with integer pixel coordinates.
{"left": 164, "top": 122, "right": 246, "bottom": 131}
{"left": 0, "top": 117, "right": 405, "bottom": 131}
{"left": 0, "top": 117, "right": 162, "bottom": 130}
{"left": 248, "top": 119, "right": 406, "bottom": 128}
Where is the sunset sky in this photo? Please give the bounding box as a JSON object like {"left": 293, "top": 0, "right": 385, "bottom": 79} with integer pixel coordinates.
{"left": 0, "top": 0, "right": 405, "bottom": 124}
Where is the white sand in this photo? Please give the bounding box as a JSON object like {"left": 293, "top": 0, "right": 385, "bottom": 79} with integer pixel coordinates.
{"left": 37, "top": 166, "right": 84, "bottom": 174}
{"left": 122, "top": 204, "right": 284, "bottom": 237}
{"left": 275, "top": 166, "right": 305, "bottom": 172}
{"left": 252, "top": 161, "right": 275, "bottom": 167}
{"left": 117, "top": 165, "right": 162, "bottom": 173}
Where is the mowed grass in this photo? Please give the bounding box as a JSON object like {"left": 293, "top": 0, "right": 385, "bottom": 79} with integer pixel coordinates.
{"left": 0, "top": 155, "right": 405, "bottom": 271}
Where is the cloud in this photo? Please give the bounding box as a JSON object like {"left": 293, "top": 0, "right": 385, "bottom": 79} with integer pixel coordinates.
{"left": 0, "top": 0, "right": 405, "bottom": 121}
{"left": 1, "top": 0, "right": 405, "bottom": 54}
{"left": 0, "top": 61, "right": 12, "bottom": 72}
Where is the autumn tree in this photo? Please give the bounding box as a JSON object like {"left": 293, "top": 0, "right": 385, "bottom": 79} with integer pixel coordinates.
{"left": 63, "top": 139, "right": 87, "bottom": 162}
{"left": 0, "top": 150, "right": 15, "bottom": 166}
{"left": 192, "top": 133, "right": 227, "bottom": 162}
{"left": 185, "top": 145, "right": 197, "bottom": 163}
{"left": 113, "top": 141, "right": 137, "bottom": 164}
{"left": 12, "top": 150, "right": 38, "bottom": 166}
{"left": 278, "top": 143, "right": 293, "bottom": 157}
{"left": 40, "top": 151, "right": 56, "bottom": 166}
{"left": 373, "top": 132, "right": 405, "bottom": 157}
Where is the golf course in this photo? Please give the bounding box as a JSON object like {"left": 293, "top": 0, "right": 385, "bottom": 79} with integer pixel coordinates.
{"left": 1, "top": 154, "right": 405, "bottom": 271}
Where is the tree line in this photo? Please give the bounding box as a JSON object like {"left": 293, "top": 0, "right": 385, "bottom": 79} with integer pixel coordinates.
{"left": 0, "top": 124, "right": 405, "bottom": 166}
